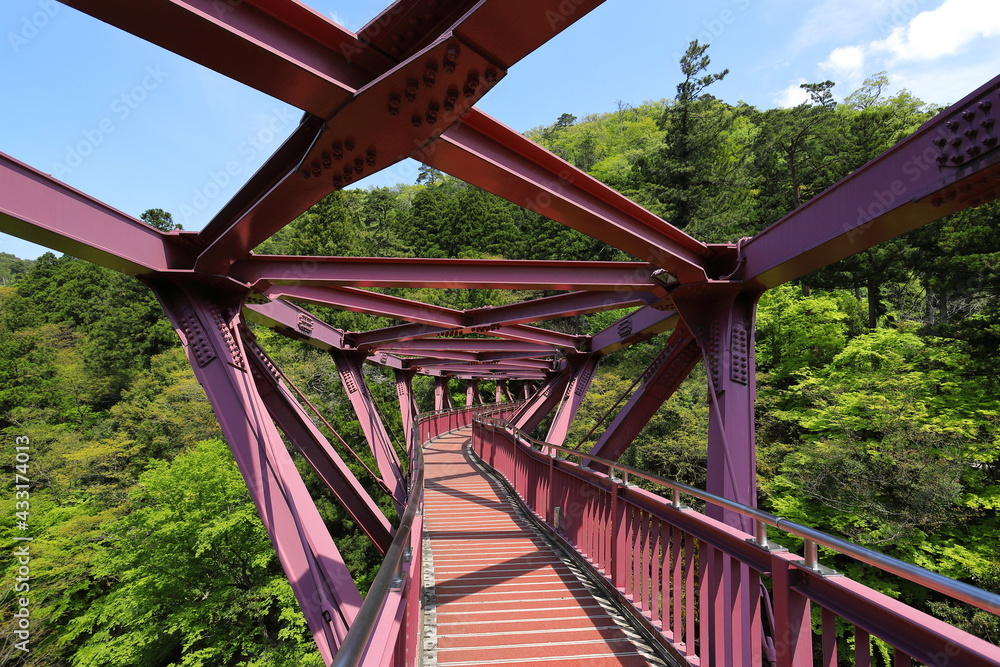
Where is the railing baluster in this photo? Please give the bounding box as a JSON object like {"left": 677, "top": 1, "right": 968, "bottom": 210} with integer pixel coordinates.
{"left": 822, "top": 607, "right": 837, "bottom": 667}
{"left": 855, "top": 627, "right": 871, "bottom": 667}
{"left": 684, "top": 535, "right": 696, "bottom": 660}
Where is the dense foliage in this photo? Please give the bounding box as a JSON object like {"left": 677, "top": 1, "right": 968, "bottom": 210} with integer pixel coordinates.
{"left": 2, "top": 42, "right": 998, "bottom": 663}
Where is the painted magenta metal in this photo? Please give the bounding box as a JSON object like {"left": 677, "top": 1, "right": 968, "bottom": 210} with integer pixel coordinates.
{"left": 233, "top": 255, "right": 661, "bottom": 291}
{"left": 472, "top": 416, "right": 1000, "bottom": 666}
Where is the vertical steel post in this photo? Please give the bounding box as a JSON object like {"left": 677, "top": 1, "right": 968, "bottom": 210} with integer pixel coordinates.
{"left": 394, "top": 369, "right": 418, "bottom": 457}
{"left": 465, "top": 379, "right": 481, "bottom": 406}
{"left": 675, "top": 290, "right": 762, "bottom": 532}
{"left": 433, "top": 376, "right": 451, "bottom": 411}
{"left": 150, "top": 281, "right": 361, "bottom": 663}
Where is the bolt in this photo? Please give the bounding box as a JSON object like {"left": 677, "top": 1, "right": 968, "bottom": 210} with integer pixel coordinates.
{"left": 344, "top": 138, "right": 355, "bottom": 152}
{"left": 424, "top": 62, "right": 438, "bottom": 88}
{"left": 320, "top": 152, "right": 332, "bottom": 168}
{"left": 388, "top": 93, "right": 402, "bottom": 116}
{"left": 967, "top": 146, "right": 982, "bottom": 157}
{"left": 343, "top": 167, "right": 353, "bottom": 182}
{"left": 982, "top": 118, "right": 996, "bottom": 131}
{"left": 964, "top": 129, "right": 979, "bottom": 140}
{"left": 963, "top": 110, "right": 977, "bottom": 123}
{"left": 950, "top": 137, "right": 963, "bottom": 148}
{"left": 932, "top": 137, "right": 947, "bottom": 148}
{"left": 947, "top": 120, "right": 960, "bottom": 132}
{"left": 354, "top": 157, "right": 364, "bottom": 174}
{"left": 300, "top": 169, "right": 311, "bottom": 179}
{"left": 332, "top": 142, "right": 343, "bottom": 160}
{"left": 426, "top": 102, "right": 440, "bottom": 123}
{"left": 444, "top": 87, "right": 458, "bottom": 111}
{"left": 333, "top": 175, "right": 342, "bottom": 188}
{"left": 366, "top": 148, "right": 377, "bottom": 166}
{"left": 405, "top": 78, "right": 419, "bottom": 102}
{"left": 464, "top": 71, "right": 480, "bottom": 99}
{"left": 979, "top": 99, "right": 993, "bottom": 113}
{"left": 485, "top": 69, "right": 498, "bottom": 85}
{"left": 412, "top": 115, "right": 423, "bottom": 127}
{"left": 443, "top": 44, "right": 460, "bottom": 73}
{"left": 311, "top": 161, "right": 321, "bottom": 176}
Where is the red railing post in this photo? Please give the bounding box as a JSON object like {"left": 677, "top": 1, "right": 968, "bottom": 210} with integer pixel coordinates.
{"left": 770, "top": 553, "right": 812, "bottom": 667}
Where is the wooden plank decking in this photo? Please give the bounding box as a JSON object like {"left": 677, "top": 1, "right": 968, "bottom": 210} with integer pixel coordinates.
{"left": 421, "top": 427, "right": 669, "bottom": 667}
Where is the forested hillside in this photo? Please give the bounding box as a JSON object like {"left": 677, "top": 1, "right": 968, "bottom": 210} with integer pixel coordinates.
{"left": 2, "top": 43, "right": 998, "bottom": 664}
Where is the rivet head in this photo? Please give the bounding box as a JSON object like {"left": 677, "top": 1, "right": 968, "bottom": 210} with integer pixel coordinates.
{"left": 962, "top": 110, "right": 977, "bottom": 122}
{"left": 331, "top": 142, "right": 343, "bottom": 160}
{"left": 411, "top": 115, "right": 423, "bottom": 127}
{"left": 366, "top": 148, "right": 377, "bottom": 166}
{"left": 354, "top": 158, "right": 364, "bottom": 174}
{"left": 947, "top": 120, "right": 960, "bottom": 132}
{"left": 443, "top": 44, "right": 459, "bottom": 72}
{"left": 932, "top": 137, "right": 947, "bottom": 148}
{"left": 311, "top": 161, "right": 321, "bottom": 176}
{"left": 320, "top": 152, "right": 332, "bottom": 168}
{"left": 979, "top": 99, "right": 993, "bottom": 113}
{"left": 404, "top": 79, "right": 419, "bottom": 102}
{"left": 424, "top": 62, "right": 438, "bottom": 88}
{"left": 484, "top": 69, "right": 498, "bottom": 85}
{"left": 388, "top": 94, "right": 401, "bottom": 116}
{"left": 426, "top": 102, "right": 439, "bottom": 123}
{"left": 344, "top": 138, "right": 355, "bottom": 152}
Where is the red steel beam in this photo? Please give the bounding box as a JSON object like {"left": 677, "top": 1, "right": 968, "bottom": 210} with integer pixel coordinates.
{"left": 233, "top": 256, "right": 659, "bottom": 291}
{"left": 60, "top": 0, "right": 368, "bottom": 118}
{"left": 370, "top": 339, "right": 555, "bottom": 354}
{"left": 268, "top": 285, "right": 467, "bottom": 328}
{"left": 194, "top": 35, "right": 507, "bottom": 272}
{"left": 742, "top": 74, "right": 1000, "bottom": 288}
{"left": 423, "top": 108, "right": 712, "bottom": 282}
{"left": 0, "top": 153, "right": 188, "bottom": 275}
{"left": 589, "top": 306, "right": 681, "bottom": 355}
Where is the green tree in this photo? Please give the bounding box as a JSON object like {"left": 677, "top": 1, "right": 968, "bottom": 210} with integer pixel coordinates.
{"left": 63, "top": 439, "right": 323, "bottom": 667}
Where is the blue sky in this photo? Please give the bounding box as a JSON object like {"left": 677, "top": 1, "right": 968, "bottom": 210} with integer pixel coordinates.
{"left": 2, "top": 0, "right": 999, "bottom": 260}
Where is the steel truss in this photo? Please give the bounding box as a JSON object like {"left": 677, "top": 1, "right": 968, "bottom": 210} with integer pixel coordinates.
{"left": 2, "top": 0, "right": 1000, "bottom": 662}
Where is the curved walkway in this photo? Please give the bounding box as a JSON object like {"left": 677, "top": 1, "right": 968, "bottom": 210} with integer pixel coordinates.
{"left": 421, "top": 428, "right": 669, "bottom": 667}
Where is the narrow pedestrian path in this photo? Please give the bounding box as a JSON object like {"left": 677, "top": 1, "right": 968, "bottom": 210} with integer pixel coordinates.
{"left": 421, "top": 427, "right": 670, "bottom": 667}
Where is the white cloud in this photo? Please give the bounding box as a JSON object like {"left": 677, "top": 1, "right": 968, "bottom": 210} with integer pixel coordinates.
{"left": 807, "top": 0, "right": 1000, "bottom": 105}
{"left": 773, "top": 80, "right": 811, "bottom": 108}
{"left": 869, "top": 0, "right": 1000, "bottom": 63}
{"left": 821, "top": 45, "right": 866, "bottom": 80}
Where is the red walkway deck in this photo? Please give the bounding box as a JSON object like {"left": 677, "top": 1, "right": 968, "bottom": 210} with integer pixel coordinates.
{"left": 421, "top": 428, "right": 668, "bottom": 667}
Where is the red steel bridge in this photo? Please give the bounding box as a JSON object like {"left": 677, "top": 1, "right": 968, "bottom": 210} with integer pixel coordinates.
{"left": 3, "top": 1, "right": 1000, "bottom": 665}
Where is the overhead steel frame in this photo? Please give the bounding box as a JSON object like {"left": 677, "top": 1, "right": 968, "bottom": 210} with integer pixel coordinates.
{"left": 2, "top": 0, "right": 1000, "bottom": 662}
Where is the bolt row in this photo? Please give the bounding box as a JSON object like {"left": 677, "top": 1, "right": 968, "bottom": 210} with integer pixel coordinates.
{"left": 934, "top": 95, "right": 997, "bottom": 166}
{"left": 386, "top": 44, "right": 498, "bottom": 128}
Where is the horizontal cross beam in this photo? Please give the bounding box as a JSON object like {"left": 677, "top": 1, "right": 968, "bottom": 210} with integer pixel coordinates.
{"left": 233, "top": 256, "right": 660, "bottom": 291}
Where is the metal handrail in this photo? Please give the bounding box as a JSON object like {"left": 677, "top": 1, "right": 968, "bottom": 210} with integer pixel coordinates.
{"left": 331, "top": 436, "right": 425, "bottom": 667}
{"left": 475, "top": 416, "right": 1000, "bottom": 617}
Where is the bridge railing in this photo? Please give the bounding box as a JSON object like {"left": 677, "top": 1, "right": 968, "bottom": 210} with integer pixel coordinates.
{"left": 332, "top": 401, "right": 521, "bottom": 666}
{"left": 472, "top": 416, "right": 1000, "bottom": 667}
